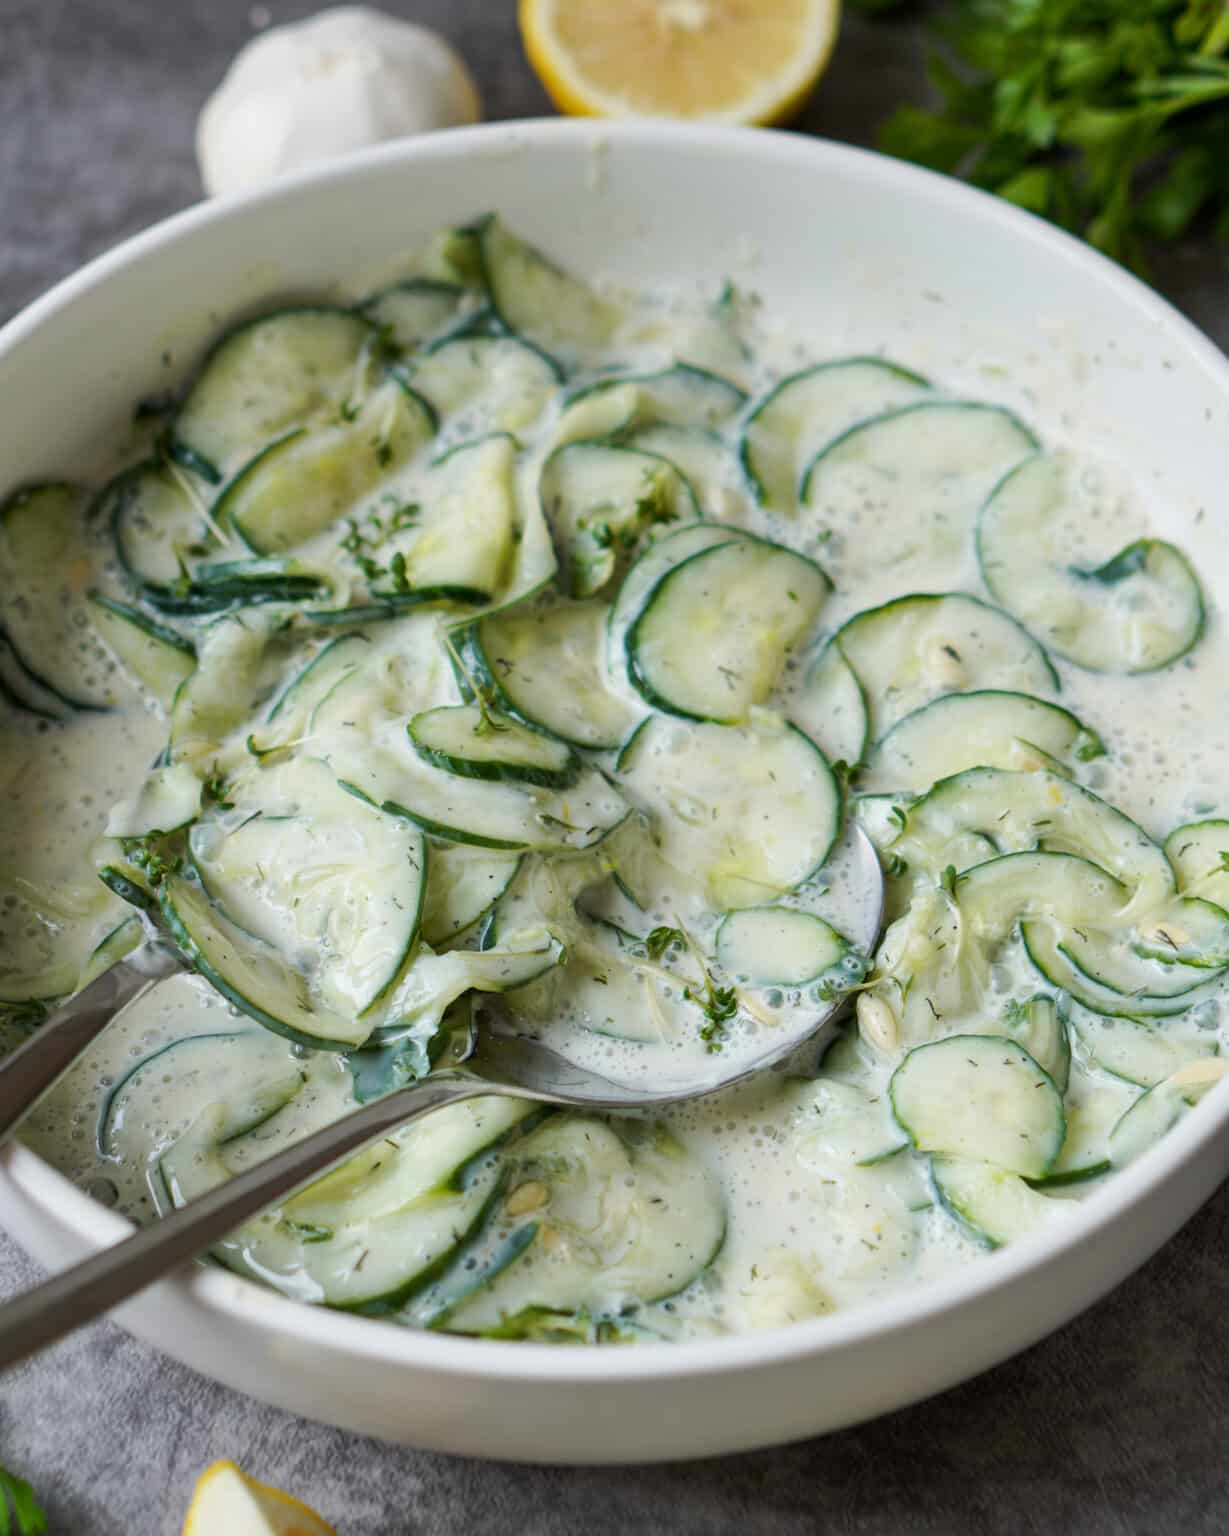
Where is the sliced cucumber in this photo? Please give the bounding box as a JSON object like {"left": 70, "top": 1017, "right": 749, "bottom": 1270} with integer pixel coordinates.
{"left": 931, "top": 1156, "right": 1062, "bottom": 1248}
{"left": 384, "top": 432, "right": 517, "bottom": 602}
{"left": 715, "top": 908, "right": 851, "bottom": 988}
{"left": 0, "top": 875, "right": 126, "bottom": 1004}
{"left": 421, "top": 845, "right": 522, "bottom": 947}
{"left": 438, "top": 1117, "right": 725, "bottom": 1330}
{"left": 87, "top": 594, "right": 195, "bottom": 711}
{"left": 606, "top": 520, "right": 741, "bottom": 691}
{"left": 622, "top": 424, "right": 731, "bottom": 514}
{"left": 625, "top": 536, "right": 829, "bottom": 723}
{"left": 1108, "top": 1059, "right": 1227, "bottom": 1167}
{"left": 149, "top": 557, "right": 331, "bottom": 617}
{"left": 828, "top": 593, "right": 1059, "bottom": 740}
{"left": 100, "top": 458, "right": 219, "bottom": 593}
{"left": 375, "top": 937, "right": 565, "bottom": 1046}
{"left": 790, "top": 642, "right": 870, "bottom": 770}
{"left": 333, "top": 734, "right": 628, "bottom": 853}
{"left": 1165, "top": 821, "right": 1229, "bottom": 909}
{"left": 476, "top": 215, "right": 619, "bottom": 351}
{"left": 564, "top": 362, "right": 745, "bottom": 434}
{"left": 539, "top": 441, "right": 697, "bottom": 599}
{"left": 357, "top": 278, "right": 470, "bottom": 353}
{"left": 160, "top": 869, "right": 375, "bottom": 1049}
{"left": 1070, "top": 1010, "right": 1217, "bottom": 1089}
{"left": 457, "top": 600, "right": 639, "bottom": 751}
{"left": 890, "top": 1035, "right": 1064, "bottom": 1178}
{"left": 1032, "top": 1076, "right": 1133, "bottom": 1186}
{"left": 862, "top": 690, "right": 1105, "bottom": 794}
{"left": 787, "top": 1077, "right": 910, "bottom": 1167}
{"left": 169, "top": 613, "right": 286, "bottom": 765}
{"left": 219, "top": 378, "right": 434, "bottom": 555}
{"left": 0, "top": 483, "right": 118, "bottom": 710}
{"left": 616, "top": 716, "right": 840, "bottom": 910}
{"left": 106, "top": 762, "right": 202, "bottom": 838}
{"left": 410, "top": 334, "right": 561, "bottom": 436}
{"left": 260, "top": 632, "right": 371, "bottom": 749}
{"left": 1000, "top": 994, "right": 1070, "bottom": 1093}
{"left": 190, "top": 756, "right": 425, "bottom": 1021}
{"left": 898, "top": 768, "right": 1173, "bottom": 911}
{"left": 172, "top": 306, "right": 376, "bottom": 483}
{"left": 98, "top": 1016, "right": 301, "bottom": 1160}
{"left": 1022, "top": 923, "right": 1220, "bottom": 1020}
{"left": 409, "top": 704, "right": 579, "bottom": 789}
{"left": 979, "top": 454, "right": 1204, "bottom": 673}
{"left": 801, "top": 402, "right": 1038, "bottom": 581}
{"left": 741, "top": 357, "right": 931, "bottom": 511}
{"left": 163, "top": 1092, "right": 539, "bottom": 1311}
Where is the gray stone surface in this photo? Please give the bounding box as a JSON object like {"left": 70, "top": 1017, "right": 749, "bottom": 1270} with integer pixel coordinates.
{"left": 2, "top": 3, "right": 1229, "bottom": 1531}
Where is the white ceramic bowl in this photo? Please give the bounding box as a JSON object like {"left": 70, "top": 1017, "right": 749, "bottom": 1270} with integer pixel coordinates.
{"left": 3, "top": 121, "right": 1228, "bottom": 1465}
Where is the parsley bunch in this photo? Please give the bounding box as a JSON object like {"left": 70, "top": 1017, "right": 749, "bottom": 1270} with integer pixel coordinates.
{"left": 869, "top": 0, "right": 1229, "bottom": 268}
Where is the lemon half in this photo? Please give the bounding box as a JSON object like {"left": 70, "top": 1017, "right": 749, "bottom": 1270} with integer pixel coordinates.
{"left": 182, "top": 1460, "right": 336, "bottom": 1536}
{"left": 520, "top": 0, "right": 841, "bottom": 126}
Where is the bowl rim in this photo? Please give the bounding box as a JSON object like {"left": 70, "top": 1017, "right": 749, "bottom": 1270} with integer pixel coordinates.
{"left": 3, "top": 116, "right": 1229, "bottom": 1386}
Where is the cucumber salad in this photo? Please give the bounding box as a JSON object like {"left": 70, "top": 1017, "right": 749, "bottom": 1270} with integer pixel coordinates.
{"left": 4, "top": 216, "right": 1227, "bottom": 1343}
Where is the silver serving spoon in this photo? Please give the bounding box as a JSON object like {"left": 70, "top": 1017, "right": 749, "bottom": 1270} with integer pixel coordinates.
{"left": 0, "top": 827, "right": 882, "bottom": 1371}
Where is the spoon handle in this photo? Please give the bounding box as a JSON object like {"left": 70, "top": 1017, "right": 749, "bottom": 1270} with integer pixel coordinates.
{"left": 0, "top": 962, "right": 163, "bottom": 1144}
{"left": 0, "top": 1070, "right": 543, "bottom": 1373}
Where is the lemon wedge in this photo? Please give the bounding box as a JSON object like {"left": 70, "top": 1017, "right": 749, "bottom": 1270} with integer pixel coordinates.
{"left": 182, "top": 1460, "right": 336, "bottom": 1536}
{"left": 519, "top": 0, "right": 841, "bottom": 126}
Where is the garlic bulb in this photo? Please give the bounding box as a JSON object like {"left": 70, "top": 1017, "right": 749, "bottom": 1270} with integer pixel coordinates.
{"left": 196, "top": 6, "right": 481, "bottom": 198}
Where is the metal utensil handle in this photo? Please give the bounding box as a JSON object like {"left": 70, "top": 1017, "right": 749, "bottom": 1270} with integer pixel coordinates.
{"left": 0, "top": 962, "right": 162, "bottom": 1144}
{"left": 0, "top": 1071, "right": 548, "bottom": 1373}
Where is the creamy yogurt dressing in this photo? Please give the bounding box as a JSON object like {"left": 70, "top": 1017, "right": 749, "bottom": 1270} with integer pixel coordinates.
{"left": 10, "top": 222, "right": 1229, "bottom": 1339}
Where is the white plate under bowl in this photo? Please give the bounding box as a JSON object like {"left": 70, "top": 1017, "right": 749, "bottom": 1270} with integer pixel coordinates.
{"left": 2, "top": 121, "right": 1228, "bottom": 1465}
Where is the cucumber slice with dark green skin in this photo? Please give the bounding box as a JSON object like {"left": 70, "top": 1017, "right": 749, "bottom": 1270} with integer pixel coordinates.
{"left": 606, "top": 520, "right": 742, "bottom": 692}
{"left": 148, "top": 558, "right": 331, "bottom": 616}
{"left": 160, "top": 870, "right": 383, "bottom": 1050}
{"left": 621, "top": 424, "right": 730, "bottom": 513}
{"left": 999, "top": 994, "right": 1070, "bottom": 1093}
{"left": 420, "top": 846, "right": 523, "bottom": 947}
{"left": 801, "top": 401, "right": 1038, "bottom": 582}
{"left": 539, "top": 441, "right": 698, "bottom": 599}
{"left": 616, "top": 716, "right": 841, "bottom": 910}
{"left": 475, "top": 214, "right": 619, "bottom": 351}
{"left": 715, "top": 908, "right": 853, "bottom": 988}
{"left": 455, "top": 600, "right": 639, "bottom": 751}
{"left": 162, "top": 1092, "right": 540, "bottom": 1312}
{"left": 218, "top": 377, "right": 435, "bottom": 556}
{"left": 625, "top": 536, "right": 829, "bottom": 723}
{"left": 0, "top": 633, "right": 66, "bottom": 720}
{"left": 168, "top": 612, "right": 288, "bottom": 763}
{"left": 356, "top": 278, "right": 471, "bottom": 354}
{"left": 890, "top": 1035, "right": 1065, "bottom": 1178}
{"left": 862, "top": 690, "right": 1105, "bottom": 794}
{"left": 409, "top": 334, "right": 562, "bottom": 437}
{"left": 1070, "top": 1009, "right": 1217, "bottom": 1088}
{"left": 436, "top": 1117, "right": 726, "bottom": 1330}
{"left": 979, "top": 454, "right": 1205, "bottom": 673}
{"left": 262, "top": 632, "right": 370, "bottom": 733}
{"left": 1029, "top": 1077, "right": 1133, "bottom": 1188}
{"left": 930, "top": 1156, "right": 1063, "bottom": 1248}
{"left": 171, "top": 305, "right": 377, "bottom": 484}
{"left": 790, "top": 641, "right": 870, "bottom": 771}
{"left": 787, "top": 1076, "right": 910, "bottom": 1167}
{"left": 1108, "top": 1060, "right": 1227, "bottom": 1167}
{"left": 0, "top": 483, "right": 119, "bottom": 711}
{"left": 740, "top": 356, "right": 931, "bottom": 510}
{"left": 87, "top": 594, "right": 195, "bottom": 710}
{"left": 564, "top": 362, "right": 746, "bottom": 434}
{"left": 827, "top": 593, "right": 1060, "bottom": 741}
{"left": 1165, "top": 820, "right": 1229, "bottom": 909}
{"left": 1022, "top": 922, "right": 1221, "bottom": 1019}
{"left": 897, "top": 767, "right": 1173, "bottom": 910}
{"left": 409, "top": 703, "right": 580, "bottom": 789}
{"left": 97, "top": 1026, "right": 301, "bottom": 1157}
{"left": 99, "top": 457, "right": 220, "bottom": 595}
{"left": 190, "top": 756, "right": 426, "bottom": 1021}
